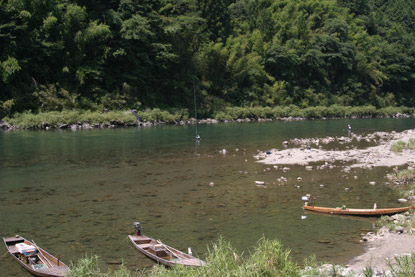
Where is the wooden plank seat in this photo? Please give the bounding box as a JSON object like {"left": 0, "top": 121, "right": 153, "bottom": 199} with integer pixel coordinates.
{"left": 8, "top": 245, "right": 19, "bottom": 254}
{"left": 136, "top": 243, "right": 153, "bottom": 249}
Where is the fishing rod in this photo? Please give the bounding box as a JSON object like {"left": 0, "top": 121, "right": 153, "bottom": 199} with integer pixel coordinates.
{"left": 193, "top": 77, "right": 199, "bottom": 139}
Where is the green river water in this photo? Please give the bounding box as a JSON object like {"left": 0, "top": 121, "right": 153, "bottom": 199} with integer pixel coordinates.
{"left": 1, "top": 118, "right": 414, "bottom": 275}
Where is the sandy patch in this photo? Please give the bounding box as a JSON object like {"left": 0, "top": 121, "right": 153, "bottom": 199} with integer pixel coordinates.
{"left": 347, "top": 232, "right": 415, "bottom": 274}
{"left": 255, "top": 129, "right": 415, "bottom": 168}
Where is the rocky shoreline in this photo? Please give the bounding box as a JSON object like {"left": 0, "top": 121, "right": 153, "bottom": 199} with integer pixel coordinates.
{"left": 255, "top": 129, "right": 415, "bottom": 276}
{"left": 255, "top": 129, "right": 415, "bottom": 169}
{"left": 0, "top": 111, "right": 412, "bottom": 131}
{"left": 0, "top": 117, "right": 282, "bottom": 131}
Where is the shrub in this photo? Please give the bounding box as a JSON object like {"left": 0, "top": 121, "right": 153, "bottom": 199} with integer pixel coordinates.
{"left": 391, "top": 139, "right": 415, "bottom": 153}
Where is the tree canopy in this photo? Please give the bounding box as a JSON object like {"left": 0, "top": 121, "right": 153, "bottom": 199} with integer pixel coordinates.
{"left": 1, "top": 0, "right": 414, "bottom": 118}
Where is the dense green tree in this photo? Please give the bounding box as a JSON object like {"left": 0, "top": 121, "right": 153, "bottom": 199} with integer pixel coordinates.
{"left": 1, "top": 0, "right": 415, "bottom": 118}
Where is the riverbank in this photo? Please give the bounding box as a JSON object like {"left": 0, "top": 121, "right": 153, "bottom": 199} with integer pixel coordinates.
{"left": 0, "top": 105, "right": 413, "bottom": 130}
{"left": 255, "top": 129, "right": 415, "bottom": 169}
{"left": 255, "top": 128, "right": 415, "bottom": 276}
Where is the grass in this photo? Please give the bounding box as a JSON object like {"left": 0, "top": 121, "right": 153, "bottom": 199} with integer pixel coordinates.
{"left": 376, "top": 168, "right": 415, "bottom": 233}
{"left": 213, "top": 105, "right": 413, "bottom": 121}
{"left": 387, "top": 253, "right": 415, "bottom": 276}
{"left": 68, "top": 237, "right": 302, "bottom": 277}
{"left": 391, "top": 139, "right": 415, "bottom": 153}
{"left": 2, "top": 105, "right": 413, "bottom": 129}
{"left": 387, "top": 169, "right": 415, "bottom": 199}
{"left": 67, "top": 255, "right": 135, "bottom": 277}
{"left": 3, "top": 109, "right": 189, "bottom": 129}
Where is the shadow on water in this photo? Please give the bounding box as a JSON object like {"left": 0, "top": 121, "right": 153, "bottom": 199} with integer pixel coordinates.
{"left": 0, "top": 118, "right": 414, "bottom": 273}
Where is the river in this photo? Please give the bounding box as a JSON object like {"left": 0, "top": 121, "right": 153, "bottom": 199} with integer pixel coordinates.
{"left": 0, "top": 118, "right": 414, "bottom": 274}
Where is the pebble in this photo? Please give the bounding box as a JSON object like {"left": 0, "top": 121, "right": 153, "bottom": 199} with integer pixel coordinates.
{"left": 369, "top": 181, "right": 376, "bottom": 185}
{"left": 209, "top": 182, "right": 215, "bottom": 187}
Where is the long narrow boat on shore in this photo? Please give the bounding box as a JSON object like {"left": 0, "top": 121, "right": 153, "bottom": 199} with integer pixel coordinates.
{"left": 303, "top": 201, "right": 414, "bottom": 216}
{"left": 3, "top": 235, "right": 69, "bottom": 277}
{"left": 128, "top": 222, "right": 206, "bottom": 267}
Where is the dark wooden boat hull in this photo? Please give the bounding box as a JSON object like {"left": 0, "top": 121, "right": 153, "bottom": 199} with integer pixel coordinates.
{"left": 128, "top": 234, "right": 206, "bottom": 267}
{"left": 3, "top": 235, "right": 69, "bottom": 277}
{"left": 304, "top": 202, "right": 414, "bottom": 216}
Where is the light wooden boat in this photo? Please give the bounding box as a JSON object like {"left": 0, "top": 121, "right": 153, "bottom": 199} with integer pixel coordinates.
{"left": 304, "top": 201, "right": 414, "bottom": 216}
{"left": 3, "top": 235, "right": 69, "bottom": 277}
{"left": 128, "top": 222, "right": 206, "bottom": 267}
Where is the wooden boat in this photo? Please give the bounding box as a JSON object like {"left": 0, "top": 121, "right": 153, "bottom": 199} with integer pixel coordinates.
{"left": 303, "top": 201, "right": 414, "bottom": 216}
{"left": 3, "top": 235, "right": 69, "bottom": 277}
{"left": 128, "top": 222, "right": 206, "bottom": 267}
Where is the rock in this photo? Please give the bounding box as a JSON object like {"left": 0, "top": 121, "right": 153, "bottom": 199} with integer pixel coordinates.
{"left": 209, "top": 182, "right": 215, "bottom": 187}
{"left": 369, "top": 181, "right": 376, "bottom": 185}
{"left": 58, "top": 123, "right": 69, "bottom": 129}
{"left": 282, "top": 141, "right": 288, "bottom": 145}
{"left": 395, "top": 226, "right": 404, "bottom": 233}
{"left": 297, "top": 177, "right": 302, "bottom": 182}
{"left": 255, "top": 181, "right": 265, "bottom": 185}
{"left": 82, "top": 123, "right": 91, "bottom": 129}
{"left": 391, "top": 214, "right": 405, "bottom": 222}
{"left": 305, "top": 166, "right": 313, "bottom": 171}
{"left": 0, "top": 122, "right": 11, "bottom": 129}
{"left": 397, "top": 198, "right": 408, "bottom": 203}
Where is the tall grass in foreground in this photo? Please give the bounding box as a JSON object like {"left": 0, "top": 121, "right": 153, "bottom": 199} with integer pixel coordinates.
{"left": 139, "top": 237, "right": 300, "bottom": 277}
{"left": 67, "top": 255, "right": 134, "bottom": 277}
{"left": 387, "top": 253, "right": 415, "bottom": 276}
{"left": 67, "top": 237, "right": 301, "bottom": 277}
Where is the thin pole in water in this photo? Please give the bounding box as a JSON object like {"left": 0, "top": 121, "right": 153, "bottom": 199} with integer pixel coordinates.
{"left": 193, "top": 77, "right": 198, "bottom": 138}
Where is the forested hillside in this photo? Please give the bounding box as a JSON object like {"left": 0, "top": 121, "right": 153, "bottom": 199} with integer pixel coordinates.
{"left": 1, "top": 0, "right": 414, "bottom": 118}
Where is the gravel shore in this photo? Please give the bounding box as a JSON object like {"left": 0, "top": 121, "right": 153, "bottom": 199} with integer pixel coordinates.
{"left": 255, "top": 129, "right": 415, "bottom": 276}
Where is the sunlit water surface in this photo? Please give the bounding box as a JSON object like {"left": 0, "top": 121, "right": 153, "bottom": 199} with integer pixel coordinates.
{"left": 1, "top": 118, "right": 414, "bottom": 275}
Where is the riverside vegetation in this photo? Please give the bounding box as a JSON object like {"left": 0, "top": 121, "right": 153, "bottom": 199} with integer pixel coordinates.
{"left": 67, "top": 235, "right": 415, "bottom": 276}
{"left": 2, "top": 105, "right": 413, "bottom": 129}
